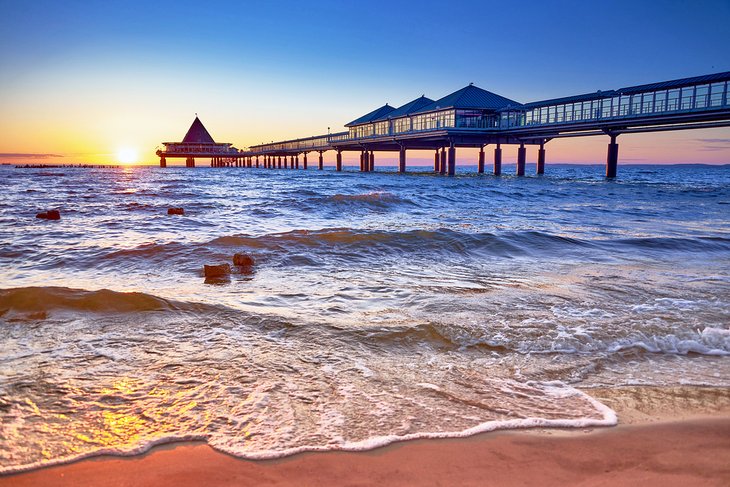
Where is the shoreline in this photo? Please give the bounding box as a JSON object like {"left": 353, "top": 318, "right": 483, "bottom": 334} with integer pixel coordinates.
{"left": 2, "top": 386, "right": 729, "bottom": 486}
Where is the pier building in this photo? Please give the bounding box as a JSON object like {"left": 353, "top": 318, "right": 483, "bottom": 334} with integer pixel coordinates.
{"left": 156, "top": 116, "right": 242, "bottom": 167}
{"left": 158, "top": 71, "right": 730, "bottom": 176}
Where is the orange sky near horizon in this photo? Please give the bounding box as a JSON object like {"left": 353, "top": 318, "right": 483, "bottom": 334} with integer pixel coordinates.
{"left": 1, "top": 99, "right": 729, "bottom": 167}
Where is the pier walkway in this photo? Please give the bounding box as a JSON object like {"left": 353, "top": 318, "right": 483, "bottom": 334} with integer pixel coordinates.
{"left": 158, "top": 72, "right": 730, "bottom": 177}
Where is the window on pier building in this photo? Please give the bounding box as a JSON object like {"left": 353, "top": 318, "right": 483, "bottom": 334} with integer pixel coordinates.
{"left": 374, "top": 121, "right": 390, "bottom": 136}
{"left": 695, "top": 85, "right": 708, "bottom": 109}
{"left": 411, "top": 110, "right": 454, "bottom": 131}
{"left": 667, "top": 89, "right": 680, "bottom": 111}
{"left": 709, "top": 82, "right": 726, "bottom": 107}
{"left": 680, "top": 86, "right": 695, "bottom": 110}
{"left": 393, "top": 117, "right": 411, "bottom": 133}
{"left": 631, "top": 95, "right": 642, "bottom": 115}
{"left": 601, "top": 98, "right": 613, "bottom": 118}
{"left": 455, "top": 110, "right": 491, "bottom": 128}
{"left": 654, "top": 91, "right": 667, "bottom": 112}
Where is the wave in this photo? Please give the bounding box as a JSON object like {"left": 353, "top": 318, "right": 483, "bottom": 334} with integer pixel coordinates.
{"left": 207, "top": 228, "right": 730, "bottom": 260}
{"left": 30, "top": 228, "right": 730, "bottom": 276}
{"left": 353, "top": 322, "right": 730, "bottom": 356}
{"left": 613, "top": 236, "right": 730, "bottom": 252}
{"left": 207, "top": 228, "right": 590, "bottom": 259}
{"left": 0, "top": 286, "right": 180, "bottom": 314}
{"left": 0, "top": 384, "right": 615, "bottom": 475}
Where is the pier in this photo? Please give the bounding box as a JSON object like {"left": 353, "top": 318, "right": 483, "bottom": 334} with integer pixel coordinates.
{"left": 158, "top": 71, "right": 730, "bottom": 177}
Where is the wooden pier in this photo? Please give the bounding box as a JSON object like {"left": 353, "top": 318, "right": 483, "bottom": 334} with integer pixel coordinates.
{"left": 157, "top": 72, "right": 730, "bottom": 177}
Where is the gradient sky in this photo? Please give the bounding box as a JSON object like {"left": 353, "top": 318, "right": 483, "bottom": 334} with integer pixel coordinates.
{"left": 1, "top": 0, "right": 729, "bottom": 165}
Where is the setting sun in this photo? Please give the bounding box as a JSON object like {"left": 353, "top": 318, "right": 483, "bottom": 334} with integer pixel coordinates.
{"left": 117, "top": 147, "right": 138, "bottom": 164}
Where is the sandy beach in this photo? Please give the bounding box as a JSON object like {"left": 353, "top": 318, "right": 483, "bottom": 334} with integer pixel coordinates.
{"left": 3, "top": 386, "right": 729, "bottom": 487}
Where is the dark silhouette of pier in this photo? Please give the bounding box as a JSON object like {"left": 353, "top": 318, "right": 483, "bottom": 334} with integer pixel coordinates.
{"left": 157, "top": 71, "right": 730, "bottom": 177}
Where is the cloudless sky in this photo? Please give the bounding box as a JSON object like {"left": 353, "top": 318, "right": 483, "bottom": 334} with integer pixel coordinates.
{"left": 1, "top": 0, "right": 729, "bottom": 165}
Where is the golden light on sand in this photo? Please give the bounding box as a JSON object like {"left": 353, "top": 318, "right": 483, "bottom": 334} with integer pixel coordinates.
{"left": 117, "top": 147, "right": 139, "bottom": 164}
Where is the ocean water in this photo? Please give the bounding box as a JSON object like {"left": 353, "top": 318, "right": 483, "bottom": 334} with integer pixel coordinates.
{"left": 1, "top": 163, "right": 729, "bottom": 472}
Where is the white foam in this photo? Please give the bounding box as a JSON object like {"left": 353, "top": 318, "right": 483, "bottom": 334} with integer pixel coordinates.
{"left": 210, "top": 385, "right": 616, "bottom": 460}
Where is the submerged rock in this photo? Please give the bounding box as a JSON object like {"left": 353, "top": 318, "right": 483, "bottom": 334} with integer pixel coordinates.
{"left": 36, "top": 210, "right": 60, "bottom": 220}
{"left": 167, "top": 208, "right": 185, "bottom": 215}
{"left": 233, "top": 253, "right": 255, "bottom": 267}
{"left": 204, "top": 264, "right": 231, "bottom": 278}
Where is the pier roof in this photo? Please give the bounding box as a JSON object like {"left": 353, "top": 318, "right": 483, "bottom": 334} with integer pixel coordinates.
{"left": 373, "top": 95, "right": 435, "bottom": 121}
{"left": 616, "top": 70, "right": 730, "bottom": 95}
{"left": 346, "top": 104, "right": 396, "bottom": 127}
{"left": 415, "top": 84, "right": 523, "bottom": 114}
{"left": 523, "top": 91, "right": 618, "bottom": 109}
{"left": 182, "top": 116, "right": 216, "bottom": 144}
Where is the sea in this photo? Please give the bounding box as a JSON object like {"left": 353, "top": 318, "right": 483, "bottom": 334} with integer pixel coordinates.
{"left": 1, "top": 162, "right": 729, "bottom": 473}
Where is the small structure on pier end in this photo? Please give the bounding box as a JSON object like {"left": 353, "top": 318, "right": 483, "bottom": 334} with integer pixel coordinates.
{"left": 156, "top": 116, "right": 240, "bottom": 167}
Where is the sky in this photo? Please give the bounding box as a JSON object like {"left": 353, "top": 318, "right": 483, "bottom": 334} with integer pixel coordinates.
{"left": 1, "top": 0, "right": 729, "bottom": 166}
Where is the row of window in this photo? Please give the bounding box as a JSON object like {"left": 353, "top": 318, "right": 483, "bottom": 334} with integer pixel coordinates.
{"left": 522, "top": 81, "right": 728, "bottom": 126}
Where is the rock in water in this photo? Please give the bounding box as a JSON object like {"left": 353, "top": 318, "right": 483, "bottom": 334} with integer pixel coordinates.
{"left": 233, "top": 253, "right": 255, "bottom": 266}
{"left": 36, "top": 210, "right": 60, "bottom": 220}
{"left": 168, "top": 208, "right": 185, "bottom": 215}
{"left": 204, "top": 264, "right": 231, "bottom": 278}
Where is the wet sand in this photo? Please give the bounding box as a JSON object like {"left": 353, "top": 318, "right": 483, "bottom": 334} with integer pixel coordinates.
{"left": 3, "top": 387, "right": 730, "bottom": 487}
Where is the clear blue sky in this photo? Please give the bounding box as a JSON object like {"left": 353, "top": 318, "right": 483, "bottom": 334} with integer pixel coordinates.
{"left": 1, "top": 0, "right": 729, "bottom": 164}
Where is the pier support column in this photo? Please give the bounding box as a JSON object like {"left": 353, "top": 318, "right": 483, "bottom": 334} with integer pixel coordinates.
{"left": 440, "top": 147, "right": 446, "bottom": 175}
{"left": 290, "top": 155, "right": 295, "bottom": 169}
{"left": 434, "top": 150, "right": 439, "bottom": 172}
{"left": 248, "top": 157, "right": 252, "bottom": 168}
{"left": 369, "top": 151, "right": 374, "bottom": 172}
{"left": 336, "top": 150, "right": 342, "bottom": 171}
{"left": 318, "top": 151, "right": 324, "bottom": 170}
{"left": 160, "top": 157, "right": 166, "bottom": 168}
{"left": 537, "top": 142, "right": 545, "bottom": 175}
{"left": 516, "top": 143, "right": 526, "bottom": 176}
{"left": 478, "top": 146, "right": 485, "bottom": 173}
{"left": 494, "top": 144, "right": 502, "bottom": 176}
{"left": 606, "top": 135, "right": 619, "bottom": 178}
{"left": 360, "top": 151, "right": 365, "bottom": 172}
{"left": 399, "top": 147, "right": 407, "bottom": 173}
{"left": 296, "top": 155, "right": 300, "bottom": 169}
{"left": 256, "top": 156, "right": 259, "bottom": 168}
{"left": 303, "top": 153, "right": 308, "bottom": 170}
{"left": 447, "top": 143, "right": 456, "bottom": 176}
{"left": 278, "top": 156, "right": 282, "bottom": 169}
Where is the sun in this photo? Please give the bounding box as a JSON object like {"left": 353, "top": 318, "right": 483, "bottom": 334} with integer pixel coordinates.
{"left": 117, "top": 147, "right": 139, "bottom": 164}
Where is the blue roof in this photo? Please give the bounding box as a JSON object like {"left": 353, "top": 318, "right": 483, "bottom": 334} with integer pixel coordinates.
{"left": 617, "top": 71, "right": 730, "bottom": 95}
{"left": 414, "top": 84, "right": 522, "bottom": 114}
{"left": 523, "top": 91, "right": 617, "bottom": 109}
{"left": 345, "top": 104, "right": 396, "bottom": 127}
{"left": 372, "top": 95, "right": 435, "bottom": 121}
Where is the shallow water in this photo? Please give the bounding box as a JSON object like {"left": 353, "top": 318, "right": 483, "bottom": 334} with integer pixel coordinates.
{"left": 1, "top": 163, "right": 729, "bottom": 472}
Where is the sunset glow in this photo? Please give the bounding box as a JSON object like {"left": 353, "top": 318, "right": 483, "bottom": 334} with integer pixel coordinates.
{"left": 116, "top": 148, "right": 139, "bottom": 165}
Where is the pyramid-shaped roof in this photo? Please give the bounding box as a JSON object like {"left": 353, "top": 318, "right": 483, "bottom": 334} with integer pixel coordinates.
{"left": 373, "top": 95, "right": 435, "bottom": 121}
{"left": 182, "top": 116, "right": 216, "bottom": 144}
{"left": 345, "top": 104, "right": 397, "bottom": 127}
{"left": 415, "top": 84, "right": 522, "bottom": 114}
